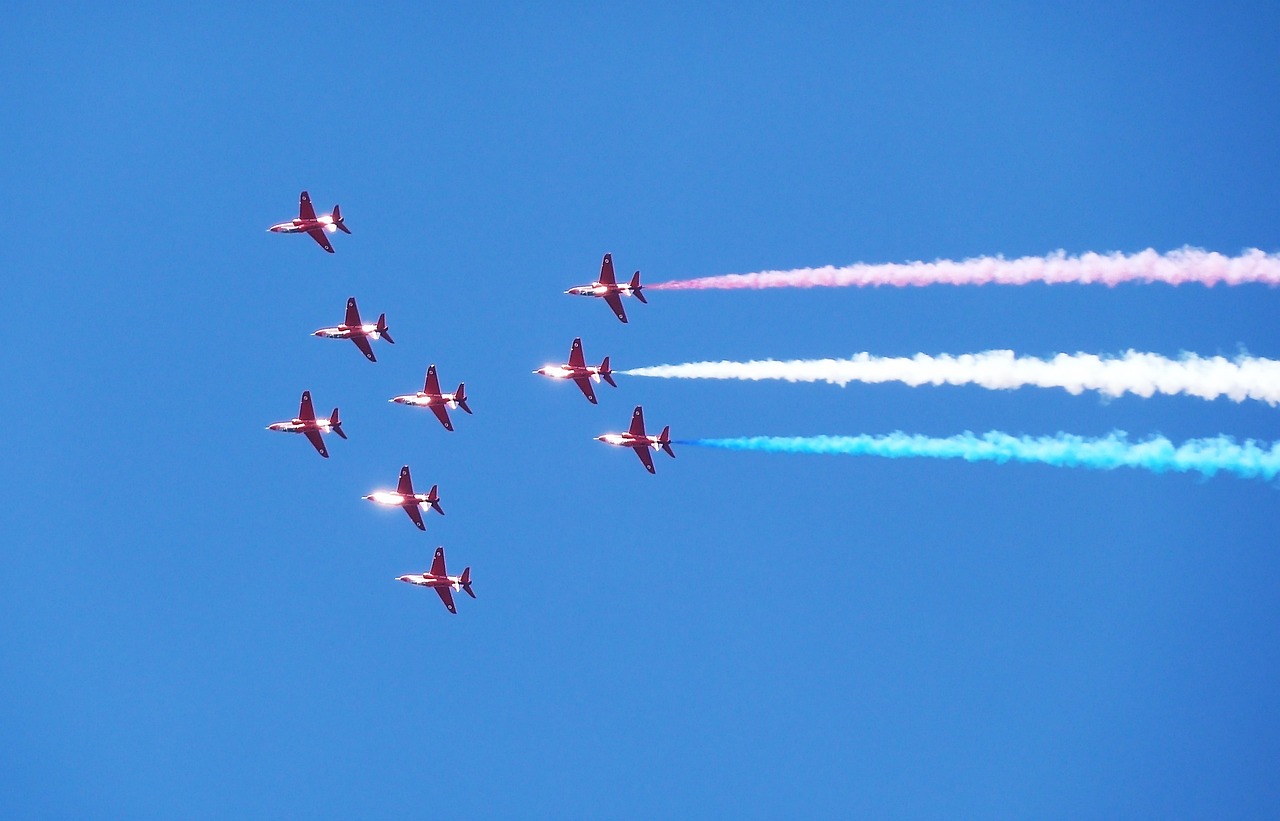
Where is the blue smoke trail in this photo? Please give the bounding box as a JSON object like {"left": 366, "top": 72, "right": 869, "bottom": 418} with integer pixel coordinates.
{"left": 673, "top": 432, "right": 1280, "bottom": 480}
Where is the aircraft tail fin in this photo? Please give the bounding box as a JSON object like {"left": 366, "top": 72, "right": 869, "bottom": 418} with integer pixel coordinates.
{"left": 333, "top": 204, "right": 352, "bottom": 234}
{"left": 600, "top": 356, "right": 617, "bottom": 387}
{"left": 630, "top": 271, "right": 647, "bottom": 303}
{"left": 330, "top": 408, "right": 347, "bottom": 439}
{"left": 461, "top": 567, "right": 475, "bottom": 598}
{"left": 658, "top": 425, "right": 674, "bottom": 457}
{"left": 456, "top": 384, "right": 472, "bottom": 415}
{"left": 377, "top": 313, "right": 394, "bottom": 344}
{"left": 427, "top": 484, "right": 444, "bottom": 516}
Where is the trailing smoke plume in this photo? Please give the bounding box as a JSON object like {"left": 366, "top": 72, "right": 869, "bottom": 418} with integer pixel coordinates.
{"left": 676, "top": 432, "right": 1280, "bottom": 480}
{"left": 649, "top": 247, "right": 1280, "bottom": 290}
{"left": 623, "top": 351, "right": 1280, "bottom": 405}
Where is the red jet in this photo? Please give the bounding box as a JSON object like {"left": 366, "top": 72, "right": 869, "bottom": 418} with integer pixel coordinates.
{"left": 397, "top": 547, "right": 474, "bottom": 614}
{"left": 313, "top": 297, "right": 394, "bottom": 362}
{"left": 268, "top": 190, "right": 350, "bottom": 253}
{"left": 566, "top": 253, "right": 646, "bottom": 323}
{"left": 534, "top": 337, "right": 616, "bottom": 404}
{"left": 267, "top": 390, "right": 346, "bottom": 458}
{"left": 389, "top": 364, "right": 471, "bottom": 431}
{"left": 362, "top": 465, "right": 444, "bottom": 531}
{"left": 596, "top": 405, "right": 674, "bottom": 474}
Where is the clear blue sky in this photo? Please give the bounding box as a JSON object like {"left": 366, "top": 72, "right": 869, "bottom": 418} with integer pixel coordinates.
{"left": 4, "top": 3, "right": 1279, "bottom": 817}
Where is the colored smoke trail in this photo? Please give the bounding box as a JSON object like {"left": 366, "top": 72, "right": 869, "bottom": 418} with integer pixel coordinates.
{"left": 623, "top": 351, "right": 1280, "bottom": 405}
{"left": 675, "top": 432, "right": 1280, "bottom": 480}
{"left": 648, "top": 247, "right": 1280, "bottom": 290}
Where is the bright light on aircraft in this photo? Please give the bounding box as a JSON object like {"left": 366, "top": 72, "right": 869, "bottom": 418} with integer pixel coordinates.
{"left": 368, "top": 491, "right": 402, "bottom": 505}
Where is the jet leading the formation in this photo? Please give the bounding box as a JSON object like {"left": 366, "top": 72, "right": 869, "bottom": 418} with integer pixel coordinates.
{"left": 534, "top": 338, "right": 615, "bottom": 404}
{"left": 596, "top": 405, "right": 674, "bottom": 474}
{"left": 363, "top": 465, "right": 443, "bottom": 531}
{"left": 268, "top": 190, "right": 350, "bottom": 253}
{"left": 397, "top": 547, "right": 474, "bottom": 614}
{"left": 267, "top": 390, "right": 346, "bottom": 458}
{"left": 390, "top": 364, "right": 471, "bottom": 431}
{"left": 314, "top": 297, "right": 394, "bottom": 362}
{"left": 566, "top": 253, "right": 646, "bottom": 323}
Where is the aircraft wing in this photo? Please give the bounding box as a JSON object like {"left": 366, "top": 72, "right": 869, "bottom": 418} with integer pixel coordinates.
{"left": 344, "top": 297, "right": 361, "bottom": 327}
{"left": 424, "top": 365, "right": 442, "bottom": 395}
{"left": 603, "top": 292, "right": 628, "bottom": 323}
{"left": 351, "top": 334, "right": 376, "bottom": 362}
{"left": 307, "top": 228, "right": 335, "bottom": 253}
{"left": 299, "top": 191, "right": 318, "bottom": 221}
{"left": 430, "top": 546, "right": 447, "bottom": 577}
{"left": 628, "top": 406, "right": 646, "bottom": 437}
{"left": 598, "top": 253, "right": 616, "bottom": 285}
{"left": 397, "top": 465, "right": 415, "bottom": 496}
{"left": 568, "top": 337, "right": 586, "bottom": 368}
{"left": 429, "top": 403, "right": 454, "bottom": 431}
{"left": 298, "top": 390, "right": 316, "bottom": 421}
{"left": 403, "top": 503, "right": 426, "bottom": 531}
{"left": 434, "top": 585, "right": 457, "bottom": 614}
{"left": 573, "top": 376, "right": 598, "bottom": 404}
{"left": 304, "top": 430, "right": 329, "bottom": 458}
{"left": 632, "top": 444, "right": 656, "bottom": 474}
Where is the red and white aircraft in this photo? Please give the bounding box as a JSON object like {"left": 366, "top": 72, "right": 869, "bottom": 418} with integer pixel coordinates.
{"left": 596, "top": 405, "right": 674, "bottom": 474}
{"left": 362, "top": 465, "right": 444, "bottom": 531}
{"left": 566, "top": 253, "right": 646, "bottom": 323}
{"left": 534, "top": 337, "right": 616, "bottom": 404}
{"left": 397, "top": 547, "right": 474, "bottom": 614}
{"left": 390, "top": 364, "right": 471, "bottom": 431}
{"left": 268, "top": 190, "right": 350, "bottom": 253}
{"left": 267, "top": 390, "right": 346, "bottom": 458}
{"left": 313, "top": 297, "right": 394, "bottom": 362}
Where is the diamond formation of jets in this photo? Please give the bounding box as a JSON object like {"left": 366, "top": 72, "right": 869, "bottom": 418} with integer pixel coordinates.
{"left": 390, "top": 364, "right": 471, "bottom": 431}
{"left": 314, "top": 297, "right": 394, "bottom": 362}
{"left": 268, "top": 190, "right": 350, "bottom": 253}
{"left": 566, "top": 253, "right": 647, "bottom": 323}
{"left": 397, "top": 547, "right": 475, "bottom": 614}
{"left": 596, "top": 405, "right": 674, "bottom": 474}
{"left": 534, "top": 337, "right": 616, "bottom": 404}
{"left": 267, "top": 390, "right": 346, "bottom": 458}
{"left": 363, "top": 465, "right": 444, "bottom": 531}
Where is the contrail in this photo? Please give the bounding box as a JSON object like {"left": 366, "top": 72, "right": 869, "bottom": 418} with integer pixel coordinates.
{"left": 649, "top": 247, "right": 1280, "bottom": 290}
{"left": 622, "top": 351, "right": 1280, "bottom": 405}
{"left": 675, "top": 432, "right": 1280, "bottom": 480}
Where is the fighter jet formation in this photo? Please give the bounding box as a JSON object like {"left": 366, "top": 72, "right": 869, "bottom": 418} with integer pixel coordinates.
{"left": 265, "top": 191, "right": 670, "bottom": 615}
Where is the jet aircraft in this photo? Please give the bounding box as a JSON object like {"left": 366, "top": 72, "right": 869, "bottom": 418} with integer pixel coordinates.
{"left": 268, "top": 190, "right": 350, "bottom": 253}
{"left": 397, "top": 547, "right": 474, "bottom": 614}
{"left": 534, "top": 337, "right": 615, "bottom": 404}
{"left": 566, "top": 253, "right": 646, "bottom": 323}
{"left": 596, "top": 405, "right": 674, "bottom": 474}
{"left": 390, "top": 364, "right": 471, "bottom": 431}
{"left": 267, "top": 390, "right": 346, "bottom": 458}
{"left": 362, "top": 465, "right": 444, "bottom": 531}
{"left": 314, "top": 297, "right": 394, "bottom": 362}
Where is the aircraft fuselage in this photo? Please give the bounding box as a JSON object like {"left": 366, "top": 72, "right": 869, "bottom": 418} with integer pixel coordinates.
{"left": 397, "top": 573, "right": 466, "bottom": 590}
{"left": 566, "top": 282, "right": 639, "bottom": 298}
{"left": 365, "top": 491, "right": 434, "bottom": 507}
{"left": 535, "top": 364, "right": 605, "bottom": 380}
{"left": 314, "top": 324, "right": 383, "bottom": 340}
{"left": 269, "top": 216, "right": 336, "bottom": 234}
{"left": 596, "top": 433, "right": 663, "bottom": 449}
{"left": 390, "top": 393, "right": 461, "bottom": 408}
{"left": 267, "top": 417, "right": 337, "bottom": 434}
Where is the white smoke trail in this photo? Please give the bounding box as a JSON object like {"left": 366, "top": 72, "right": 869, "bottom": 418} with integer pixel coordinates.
{"left": 677, "top": 432, "right": 1280, "bottom": 480}
{"left": 623, "top": 350, "right": 1280, "bottom": 405}
{"left": 649, "top": 247, "right": 1280, "bottom": 290}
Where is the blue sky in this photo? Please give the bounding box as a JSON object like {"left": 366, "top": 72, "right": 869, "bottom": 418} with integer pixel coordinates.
{"left": 4, "top": 3, "right": 1279, "bottom": 817}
